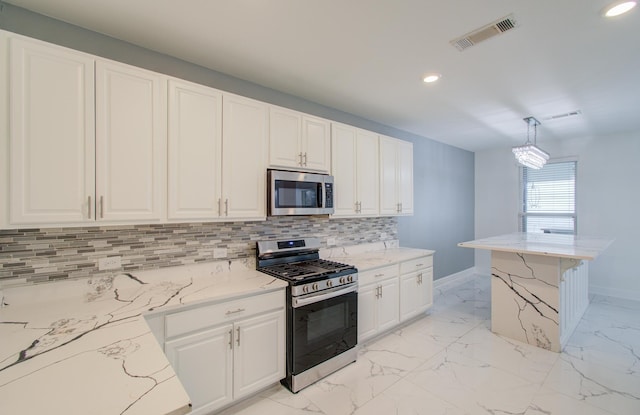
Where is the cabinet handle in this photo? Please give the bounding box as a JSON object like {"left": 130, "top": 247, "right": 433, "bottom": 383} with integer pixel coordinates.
{"left": 417, "top": 273, "right": 423, "bottom": 284}
{"left": 415, "top": 264, "right": 424, "bottom": 267}
{"left": 228, "top": 329, "right": 233, "bottom": 350}
{"left": 218, "top": 198, "right": 221, "bottom": 216}
{"left": 357, "top": 201, "right": 362, "bottom": 213}
{"left": 374, "top": 273, "right": 384, "bottom": 278}
{"left": 100, "top": 196, "right": 104, "bottom": 219}
{"left": 379, "top": 285, "right": 383, "bottom": 298}
{"left": 236, "top": 327, "right": 241, "bottom": 347}
{"left": 88, "top": 196, "right": 92, "bottom": 219}
{"left": 299, "top": 152, "right": 303, "bottom": 166}
{"left": 303, "top": 152, "right": 308, "bottom": 166}
{"left": 225, "top": 199, "right": 229, "bottom": 216}
{"left": 225, "top": 308, "right": 246, "bottom": 315}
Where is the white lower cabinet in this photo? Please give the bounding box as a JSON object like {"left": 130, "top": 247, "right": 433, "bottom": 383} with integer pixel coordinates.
{"left": 358, "top": 265, "right": 399, "bottom": 343}
{"left": 164, "top": 291, "right": 285, "bottom": 415}
{"left": 358, "top": 255, "right": 434, "bottom": 343}
{"left": 165, "top": 324, "right": 234, "bottom": 414}
{"left": 399, "top": 256, "right": 433, "bottom": 322}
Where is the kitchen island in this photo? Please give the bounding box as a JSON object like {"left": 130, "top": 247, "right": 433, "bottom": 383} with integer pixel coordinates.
{"left": 458, "top": 233, "right": 612, "bottom": 352}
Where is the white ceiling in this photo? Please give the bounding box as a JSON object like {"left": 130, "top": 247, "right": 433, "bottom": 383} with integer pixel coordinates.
{"left": 7, "top": 0, "right": 640, "bottom": 151}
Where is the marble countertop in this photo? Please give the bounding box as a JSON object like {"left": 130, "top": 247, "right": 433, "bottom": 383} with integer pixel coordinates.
{"left": 458, "top": 232, "right": 613, "bottom": 260}
{"left": 0, "top": 259, "right": 287, "bottom": 415}
{"left": 321, "top": 240, "right": 435, "bottom": 270}
{"left": 0, "top": 241, "right": 434, "bottom": 415}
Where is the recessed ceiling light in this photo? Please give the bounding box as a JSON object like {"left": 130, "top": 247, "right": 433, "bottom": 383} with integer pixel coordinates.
{"left": 422, "top": 73, "right": 441, "bottom": 83}
{"left": 603, "top": 1, "right": 637, "bottom": 17}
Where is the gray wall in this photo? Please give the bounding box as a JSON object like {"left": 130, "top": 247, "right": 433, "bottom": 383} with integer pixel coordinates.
{"left": 0, "top": 4, "right": 475, "bottom": 280}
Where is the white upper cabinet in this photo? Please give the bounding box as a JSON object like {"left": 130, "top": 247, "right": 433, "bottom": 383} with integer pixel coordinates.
{"left": 167, "top": 79, "right": 223, "bottom": 220}
{"left": 8, "top": 36, "right": 96, "bottom": 225}
{"left": 95, "top": 60, "right": 167, "bottom": 221}
{"left": 222, "top": 94, "right": 268, "bottom": 219}
{"left": 331, "top": 123, "right": 379, "bottom": 217}
{"left": 379, "top": 135, "right": 413, "bottom": 215}
{"left": 269, "top": 106, "right": 330, "bottom": 173}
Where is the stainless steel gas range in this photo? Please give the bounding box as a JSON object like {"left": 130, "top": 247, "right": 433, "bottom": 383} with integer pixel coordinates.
{"left": 256, "top": 238, "right": 358, "bottom": 393}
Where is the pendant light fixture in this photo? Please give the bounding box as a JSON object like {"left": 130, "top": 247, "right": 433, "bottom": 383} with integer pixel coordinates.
{"left": 512, "top": 116, "right": 549, "bottom": 169}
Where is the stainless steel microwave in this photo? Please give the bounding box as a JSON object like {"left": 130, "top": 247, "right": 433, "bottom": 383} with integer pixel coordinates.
{"left": 268, "top": 170, "right": 334, "bottom": 216}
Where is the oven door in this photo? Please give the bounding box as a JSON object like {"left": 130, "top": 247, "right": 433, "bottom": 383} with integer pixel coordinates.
{"left": 289, "top": 284, "right": 358, "bottom": 376}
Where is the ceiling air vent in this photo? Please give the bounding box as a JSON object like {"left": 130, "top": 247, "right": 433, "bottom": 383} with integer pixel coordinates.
{"left": 451, "top": 14, "right": 518, "bottom": 51}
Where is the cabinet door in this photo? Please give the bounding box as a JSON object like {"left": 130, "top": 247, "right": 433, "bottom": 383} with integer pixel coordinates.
{"left": 358, "top": 283, "right": 378, "bottom": 342}
{"left": 233, "top": 310, "right": 285, "bottom": 400}
{"left": 377, "top": 278, "right": 400, "bottom": 333}
{"left": 168, "top": 79, "right": 223, "bottom": 220}
{"left": 397, "top": 140, "right": 414, "bottom": 215}
{"left": 9, "top": 37, "right": 95, "bottom": 224}
{"left": 400, "top": 272, "right": 421, "bottom": 322}
{"left": 356, "top": 130, "right": 379, "bottom": 216}
{"left": 222, "top": 94, "right": 267, "bottom": 219}
{"left": 302, "top": 116, "right": 331, "bottom": 172}
{"left": 269, "top": 106, "right": 302, "bottom": 169}
{"left": 165, "top": 324, "right": 234, "bottom": 414}
{"left": 96, "top": 60, "right": 166, "bottom": 221}
{"left": 379, "top": 135, "right": 399, "bottom": 215}
{"left": 331, "top": 123, "right": 358, "bottom": 216}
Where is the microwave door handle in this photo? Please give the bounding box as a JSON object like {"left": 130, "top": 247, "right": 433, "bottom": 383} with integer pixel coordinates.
{"left": 318, "top": 182, "right": 324, "bottom": 208}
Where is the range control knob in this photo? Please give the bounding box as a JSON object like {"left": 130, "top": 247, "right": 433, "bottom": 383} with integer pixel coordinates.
{"left": 339, "top": 277, "right": 346, "bottom": 284}
{"left": 302, "top": 285, "right": 309, "bottom": 293}
{"left": 312, "top": 283, "right": 319, "bottom": 291}
{"left": 347, "top": 275, "right": 353, "bottom": 283}
{"left": 327, "top": 280, "right": 333, "bottom": 288}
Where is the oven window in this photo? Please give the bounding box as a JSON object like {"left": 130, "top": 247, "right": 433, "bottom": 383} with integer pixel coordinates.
{"left": 275, "top": 180, "right": 319, "bottom": 208}
{"left": 307, "top": 303, "right": 346, "bottom": 343}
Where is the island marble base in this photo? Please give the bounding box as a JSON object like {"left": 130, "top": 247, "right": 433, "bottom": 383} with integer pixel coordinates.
{"left": 491, "top": 251, "right": 589, "bottom": 352}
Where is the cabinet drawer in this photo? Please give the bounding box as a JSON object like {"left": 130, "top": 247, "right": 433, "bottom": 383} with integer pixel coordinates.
{"left": 165, "top": 289, "right": 285, "bottom": 339}
{"left": 400, "top": 256, "right": 433, "bottom": 274}
{"left": 358, "top": 265, "right": 398, "bottom": 286}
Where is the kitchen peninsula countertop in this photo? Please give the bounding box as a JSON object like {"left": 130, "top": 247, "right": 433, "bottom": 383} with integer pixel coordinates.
{"left": 457, "top": 232, "right": 613, "bottom": 260}
{"left": 0, "top": 259, "right": 287, "bottom": 415}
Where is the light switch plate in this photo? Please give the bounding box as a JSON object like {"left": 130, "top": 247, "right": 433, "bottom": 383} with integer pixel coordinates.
{"left": 380, "top": 232, "right": 387, "bottom": 239}
{"left": 213, "top": 248, "right": 228, "bottom": 259}
{"left": 98, "top": 256, "right": 121, "bottom": 270}
{"left": 327, "top": 237, "right": 337, "bottom": 246}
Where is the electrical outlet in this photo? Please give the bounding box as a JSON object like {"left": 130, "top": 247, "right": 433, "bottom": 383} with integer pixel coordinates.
{"left": 380, "top": 232, "right": 387, "bottom": 240}
{"left": 98, "top": 256, "right": 121, "bottom": 271}
{"left": 327, "top": 237, "right": 337, "bottom": 246}
{"left": 213, "top": 248, "right": 228, "bottom": 259}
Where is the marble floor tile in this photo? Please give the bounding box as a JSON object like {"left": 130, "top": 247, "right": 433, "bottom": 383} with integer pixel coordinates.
{"left": 219, "top": 277, "right": 640, "bottom": 415}
{"left": 524, "top": 387, "right": 617, "bottom": 415}
{"left": 449, "top": 325, "right": 560, "bottom": 383}
{"left": 353, "top": 378, "right": 468, "bottom": 415}
{"left": 404, "top": 348, "right": 541, "bottom": 415}
{"left": 542, "top": 354, "right": 640, "bottom": 415}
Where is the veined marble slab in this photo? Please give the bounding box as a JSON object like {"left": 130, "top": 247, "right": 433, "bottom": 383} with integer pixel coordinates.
{"left": 321, "top": 240, "right": 435, "bottom": 270}
{"left": 0, "top": 259, "right": 287, "bottom": 415}
{"left": 458, "top": 232, "right": 613, "bottom": 260}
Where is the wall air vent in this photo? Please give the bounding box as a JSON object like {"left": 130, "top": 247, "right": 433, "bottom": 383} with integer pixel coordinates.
{"left": 451, "top": 14, "right": 518, "bottom": 51}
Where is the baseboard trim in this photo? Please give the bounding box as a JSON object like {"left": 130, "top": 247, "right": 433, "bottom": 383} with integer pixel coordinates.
{"left": 433, "top": 267, "right": 478, "bottom": 292}
{"left": 590, "top": 284, "right": 640, "bottom": 302}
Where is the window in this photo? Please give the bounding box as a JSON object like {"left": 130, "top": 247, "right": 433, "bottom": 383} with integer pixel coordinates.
{"left": 520, "top": 160, "right": 577, "bottom": 234}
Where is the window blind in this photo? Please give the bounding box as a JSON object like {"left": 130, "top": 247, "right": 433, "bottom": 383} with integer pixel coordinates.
{"left": 520, "top": 161, "right": 576, "bottom": 234}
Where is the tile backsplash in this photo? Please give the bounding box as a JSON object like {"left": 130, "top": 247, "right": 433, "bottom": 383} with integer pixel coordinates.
{"left": 0, "top": 216, "right": 397, "bottom": 286}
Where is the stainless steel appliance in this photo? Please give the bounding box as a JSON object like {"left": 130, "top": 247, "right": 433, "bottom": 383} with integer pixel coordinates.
{"left": 267, "top": 170, "right": 334, "bottom": 216}
{"left": 256, "top": 238, "right": 358, "bottom": 392}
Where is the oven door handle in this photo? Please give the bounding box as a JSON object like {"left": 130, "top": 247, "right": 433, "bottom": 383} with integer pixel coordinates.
{"left": 292, "top": 283, "right": 357, "bottom": 308}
